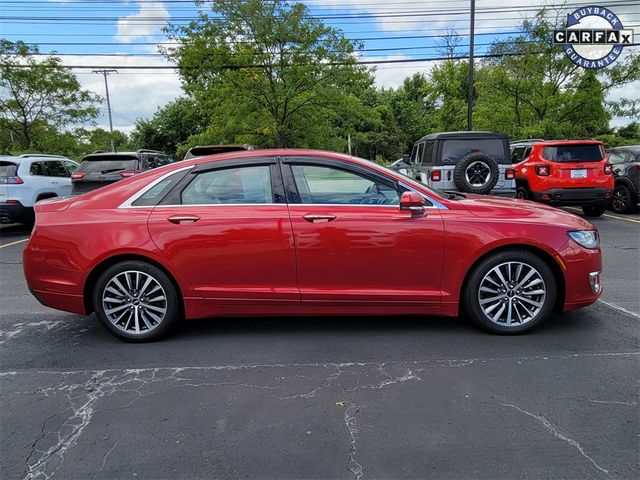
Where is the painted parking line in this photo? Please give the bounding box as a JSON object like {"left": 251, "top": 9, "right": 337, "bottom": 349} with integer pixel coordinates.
{"left": 565, "top": 207, "right": 640, "bottom": 224}
{"left": 598, "top": 299, "right": 640, "bottom": 319}
{"left": 0, "top": 238, "right": 29, "bottom": 249}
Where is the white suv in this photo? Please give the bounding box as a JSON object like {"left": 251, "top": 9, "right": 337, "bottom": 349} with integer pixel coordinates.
{"left": 0, "top": 154, "right": 79, "bottom": 225}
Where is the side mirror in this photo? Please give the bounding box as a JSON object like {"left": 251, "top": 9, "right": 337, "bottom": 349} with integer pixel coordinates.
{"left": 402, "top": 154, "right": 411, "bottom": 163}
{"left": 400, "top": 191, "right": 426, "bottom": 217}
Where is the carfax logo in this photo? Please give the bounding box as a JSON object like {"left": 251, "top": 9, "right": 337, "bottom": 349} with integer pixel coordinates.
{"left": 553, "top": 5, "right": 634, "bottom": 69}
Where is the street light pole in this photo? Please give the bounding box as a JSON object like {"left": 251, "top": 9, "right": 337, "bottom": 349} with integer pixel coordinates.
{"left": 467, "top": 0, "right": 475, "bottom": 131}
{"left": 93, "top": 69, "right": 117, "bottom": 151}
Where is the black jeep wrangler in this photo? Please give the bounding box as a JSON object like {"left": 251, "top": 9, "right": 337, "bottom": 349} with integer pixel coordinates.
{"left": 406, "top": 131, "right": 515, "bottom": 196}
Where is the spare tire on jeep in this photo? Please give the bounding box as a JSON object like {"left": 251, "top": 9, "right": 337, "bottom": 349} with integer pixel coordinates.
{"left": 453, "top": 152, "right": 499, "bottom": 194}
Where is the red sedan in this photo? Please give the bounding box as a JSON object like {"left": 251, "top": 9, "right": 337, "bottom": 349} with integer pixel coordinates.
{"left": 23, "top": 149, "right": 603, "bottom": 341}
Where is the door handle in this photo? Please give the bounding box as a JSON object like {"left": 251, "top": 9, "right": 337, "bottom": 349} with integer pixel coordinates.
{"left": 167, "top": 215, "right": 200, "bottom": 224}
{"left": 303, "top": 214, "right": 337, "bottom": 223}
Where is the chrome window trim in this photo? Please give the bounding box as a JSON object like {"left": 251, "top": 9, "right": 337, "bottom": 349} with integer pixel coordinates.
{"left": 118, "top": 165, "right": 194, "bottom": 209}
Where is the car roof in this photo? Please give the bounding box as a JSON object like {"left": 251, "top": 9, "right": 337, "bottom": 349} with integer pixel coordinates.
{"left": 416, "top": 131, "right": 508, "bottom": 142}
{"left": 0, "top": 155, "right": 72, "bottom": 164}
{"left": 511, "top": 139, "right": 603, "bottom": 146}
{"left": 609, "top": 145, "right": 640, "bottom": 152}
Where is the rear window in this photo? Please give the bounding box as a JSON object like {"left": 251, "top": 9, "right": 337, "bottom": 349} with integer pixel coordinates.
{"left": 0, "top": 161, "right": 18, "bottom": 177}
{"left": 441, "top": 139, "right": 508, "bottom": 164}
{"left": 78, "top": 156, "right": 138, "bottom": 173}
{"left": 542, "top": 144, "right": 604, "bottom": 162}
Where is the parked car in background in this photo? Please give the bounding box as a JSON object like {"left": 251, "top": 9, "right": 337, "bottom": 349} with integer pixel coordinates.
{"left": 607, "top": 145, "right": 639, "bottom": 214}
{"left": 72, "top": 150, "right": 175, "bottom": 195}
{"left": 408, "top": 131, "right": 515, "bottom": 197}
{"left": 0, "top": 154, "right": 79, "bottom": 225}
{"left": 183, "top": 144, "right": 254, "bottom": 160}
{"left": 24, "top": 149, "right": 603, "bottom": 341}
{"left": 510, "top": 139, "right": 613, "bottom": 217}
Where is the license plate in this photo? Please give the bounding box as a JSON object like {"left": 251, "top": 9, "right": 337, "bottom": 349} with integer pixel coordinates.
{"left": 571, "top": 169, "right": 587, "bottom": 179}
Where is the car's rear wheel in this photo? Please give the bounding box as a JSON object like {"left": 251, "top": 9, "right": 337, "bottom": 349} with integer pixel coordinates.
{"left": 582, "top": 202, "right": 607, "bottom": 217}
{"left": 463, "top": 251, "right": 556, "bottom": 334}
{"left": 93, "top": 261, "right": 181, "bottom": 342}
{"left": 515, "top": 186, "right": 530, "bottom": 200}
{"left": 611, "top": 184, "right": 638, "bottom": 214}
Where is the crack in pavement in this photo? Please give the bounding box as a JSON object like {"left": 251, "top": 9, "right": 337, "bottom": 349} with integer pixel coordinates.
{"left": 502, "top": 403, "right": 610, "bottom": 477}
{"left": 3, "top": 352, "right": 636, "bottom": 479}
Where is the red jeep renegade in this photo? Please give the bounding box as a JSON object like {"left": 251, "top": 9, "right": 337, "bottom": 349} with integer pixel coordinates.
{"left": 511, "top": 139, "right": 613, "bottom": 217}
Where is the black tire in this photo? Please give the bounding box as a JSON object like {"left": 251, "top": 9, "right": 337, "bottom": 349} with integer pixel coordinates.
{"left": 453, "top": 152, "right": 499, "bottom": 194}
{"left": 93, "top": 260, "right": 181, "bottom": 342}
{"left": 463, "top": 250, "right": 556, "bottom": 334}
{"left": 611, "top": 184, "right": 638, "bottom": 214}
{"left": 582, "top": 202, "right": 607, "bottom": 217}
{"left": 515, "top": 185, "right": 530, "bottom": 200}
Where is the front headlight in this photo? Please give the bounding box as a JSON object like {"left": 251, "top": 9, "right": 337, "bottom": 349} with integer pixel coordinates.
{"left": 568, "top": 230, "right": 599, "bottom": 249}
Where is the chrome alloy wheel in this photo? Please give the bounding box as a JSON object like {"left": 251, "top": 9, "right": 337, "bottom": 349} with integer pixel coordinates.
{"left": 101, "top": 270, "right": 168, "bottom": 335}
{"left": 477, "top": 261, "right": 547, "bottom": 327}
{"left": 464, "top": 161, "right": 491, "bottom": 187}
{"left": 612, "top": 185, "right": 630, "bottom": 213}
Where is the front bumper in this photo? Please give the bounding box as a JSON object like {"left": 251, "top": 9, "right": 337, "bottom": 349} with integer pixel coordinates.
{"left": 0, "top": 202, "right": 34, "bottom": 224}
{"left": 532, "top": 187, "right": 611, "bottom": 206}
{"left": 562, "top": 244, "right": 603, "bottom": 312}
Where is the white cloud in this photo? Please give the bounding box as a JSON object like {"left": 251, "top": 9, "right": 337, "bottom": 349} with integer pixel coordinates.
{"left": 116, "top": 1, "right": 170, "bottom": 43}
{"left": 54, "top": 55, "right": 182, "bottom": 132}
{"left": 363, "top": 54, "right": 439, "bottom": 89}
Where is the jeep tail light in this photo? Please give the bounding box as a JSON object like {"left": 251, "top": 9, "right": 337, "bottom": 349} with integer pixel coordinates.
{"left": 430, "top": 170, "right": 441, "bottom": 181}
{"left": 0, "top": 176, "right": 23, "bottom": 184}
{"left": 71, "top": 172, "right": 86, "bottom": 180}
{"left": 120, "top": 170, "right": 143, "bottom": 178}
{"left": 505, "top": 168, "right": 516, "bottom": 180}
{"left": 535, "top": 165, "right": 551, "bottom": 176}
{"left": 603, "top": 163, "right": 612, "bottom": 175}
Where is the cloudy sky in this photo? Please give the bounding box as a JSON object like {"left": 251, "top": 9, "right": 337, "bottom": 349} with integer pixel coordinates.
{"left": 1, "top": 0, "right": 638, "bottom": 134}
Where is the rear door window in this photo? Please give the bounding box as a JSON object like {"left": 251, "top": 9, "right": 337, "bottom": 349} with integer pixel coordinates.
{"left": 542, "top": 144, "right": 604, "bottom": 162}
{"left": 30, "top": 162, "right": 47, "bottom": 176}
{"left": 181, "top": 165, "right": 273, "bottom": 205}
{"left": 77, "top": 156, "right": 138, "bottom": 174}
{"left": 442, "top": 139, "right": 507, "bottom": 164}
{"left": 422, "top": 141, "right": 434, "bottom": 165}
{"left": 44, "top": 161, "right": 70, "bottom": 177}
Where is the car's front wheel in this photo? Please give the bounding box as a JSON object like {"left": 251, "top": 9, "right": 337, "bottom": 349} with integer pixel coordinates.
{"left": 463, "top": 251, "right": 556, "bottom": 334}
{"left": 93, "top": 260, "right": 181, "bottom": 342}
{"left": 582, "top": 202, "right": 607, "bottom": 217}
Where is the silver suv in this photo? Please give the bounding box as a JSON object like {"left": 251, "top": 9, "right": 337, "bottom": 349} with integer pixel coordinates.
{"left": 407, "top": 131, "right": 516, "bottom": 197}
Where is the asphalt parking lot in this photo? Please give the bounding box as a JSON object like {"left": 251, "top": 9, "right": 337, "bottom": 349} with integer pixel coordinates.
{"left": 1, "top": 210, "right": 638, "bottom": 480}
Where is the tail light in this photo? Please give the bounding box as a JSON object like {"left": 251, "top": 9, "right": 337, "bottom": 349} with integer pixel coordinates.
{"left": 535, "top": 165, "right": 551, "bottom": 176}
{"left": 120, "top": 170, "right": 143, "bottom": 178}
{"left": 0, "top": 176, "right": 24, "bottom": 184}
{"left": 505, "top": 168, "right": 516, "bottom": 180}
{"left": 430, "top": 170, "right": 441, "bottom": 181}
{"left": 603, "top": 163, "right": 612, "bottom": 175}
{"left": 71, "top": 172, "right": 86, "bottom": 180}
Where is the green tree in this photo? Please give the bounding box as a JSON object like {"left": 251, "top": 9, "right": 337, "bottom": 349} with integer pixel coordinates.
{"left": 131, "top": 97, "right": 207, "bottom": 156}
{"left": 0, "top": 40, "right": 100, "bottom": 149}
{"left": 164, "top": 0, "right": 373, "bottom": 149}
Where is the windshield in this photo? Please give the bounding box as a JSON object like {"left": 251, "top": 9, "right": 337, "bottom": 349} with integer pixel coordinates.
{"left": 441, "top": 139, "right": 508, "bottom": 164}
{"left": 542, "top": 144, "right": 604, "bottom": 162}
{"left": 78, "top": 156, "right": 138, "bottom": 174}
{"left": 0, "top": 161, "right": 18, "bottom": 177}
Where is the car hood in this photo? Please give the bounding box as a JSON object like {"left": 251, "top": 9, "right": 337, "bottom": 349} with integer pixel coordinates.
{"left": 456, "top": 194, "right": 596, "bottom": 230}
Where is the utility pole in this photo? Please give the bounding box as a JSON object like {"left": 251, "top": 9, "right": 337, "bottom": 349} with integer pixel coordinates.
{"left": 93, "top": 69, "right": 117, "bottom": 151}
{"left": 467, "top": 0, "right": 475, "bottom": 131}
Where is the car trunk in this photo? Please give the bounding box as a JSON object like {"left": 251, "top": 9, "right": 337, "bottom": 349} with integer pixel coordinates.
{"left": 542, "top": 144, "right": 605, "bottom": 180}
{"left": 73, "top": 156, "right": 138, "bottom": 194}
{"left": 0, "top": 161, "right": 19, "bottom": 203}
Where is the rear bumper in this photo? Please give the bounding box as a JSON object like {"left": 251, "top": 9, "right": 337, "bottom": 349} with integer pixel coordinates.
{"left": 532, "top": 187, "right": 611, "bottom": 206}
{"left": 0, "top": 202, "right": 34, "bottom": 224}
